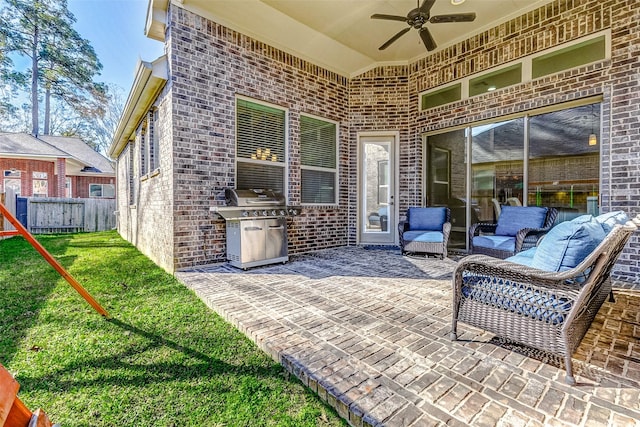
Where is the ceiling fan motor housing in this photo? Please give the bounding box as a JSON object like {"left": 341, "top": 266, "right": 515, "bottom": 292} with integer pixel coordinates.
{"left": 408, "top": 9, "right": 428, "bottom": 29}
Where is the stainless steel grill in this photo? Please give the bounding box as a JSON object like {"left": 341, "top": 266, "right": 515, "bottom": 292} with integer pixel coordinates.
{"left": 212, "top": 189, "right": 299, "bottom": 269}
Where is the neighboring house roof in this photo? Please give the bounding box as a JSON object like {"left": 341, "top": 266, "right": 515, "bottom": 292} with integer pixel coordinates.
{"left": 0, "top": 132, "right": 69, "bottom": 159}
{"left": 0, "top": 132, "right": 115, "bottom": 176}
{"left": 40, "top": 135, "right": 115, "bottom": 174}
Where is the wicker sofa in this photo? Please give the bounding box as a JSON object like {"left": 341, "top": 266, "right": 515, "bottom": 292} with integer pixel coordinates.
{"left": 398, "top": 207, "right": 451, "bottom": 259}
{"left": 469, "top": 206, "right": 558, "bottom": 259}
{"left": 451, "top": 212, "right": 639, "bottom": 385}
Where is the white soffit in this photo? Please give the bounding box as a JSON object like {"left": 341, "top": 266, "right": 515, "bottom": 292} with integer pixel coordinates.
{"left": 180, "top": 0, "right": 374, "bottom": 76}
{"left": 171, "top": 0, "right": 551, "bottom": 77}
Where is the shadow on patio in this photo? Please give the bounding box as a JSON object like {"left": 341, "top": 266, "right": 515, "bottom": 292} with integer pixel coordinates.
{"left": 177, "top": 246, "right": 640, "bottom": 426}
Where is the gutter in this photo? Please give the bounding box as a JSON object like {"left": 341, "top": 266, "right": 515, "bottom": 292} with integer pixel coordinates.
{"left": 145, "top": 0, "right": 170, "bottom": 41}
{"left": 107, "top": 55, "right": 168, "bottom": 159}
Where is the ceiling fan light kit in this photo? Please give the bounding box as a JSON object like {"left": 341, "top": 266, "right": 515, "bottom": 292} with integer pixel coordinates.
{"left": 371, "top": 0, "right": 476, "bottom": 51}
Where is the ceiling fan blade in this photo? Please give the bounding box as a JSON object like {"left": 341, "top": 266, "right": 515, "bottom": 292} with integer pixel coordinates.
{"left": 379, "top": 27, "right": 411, "bottom": 50}
{"left": 419, "top": 27, "right": 437, "bottom": 51}
{"left": 419, "top": 0, "right": 436, "bottom": 15}
{"left": 429, "top": 13, "right": 476, "bottom": 23}
{"left": 371, "top": 14, "right": 408, "bottom": 22}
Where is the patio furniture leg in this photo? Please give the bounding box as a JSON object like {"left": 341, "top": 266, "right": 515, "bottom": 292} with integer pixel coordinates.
{"left": 565, "top": 355, "right": 576, "bottom": 385}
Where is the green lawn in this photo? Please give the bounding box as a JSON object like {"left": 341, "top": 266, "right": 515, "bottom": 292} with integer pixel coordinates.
{"left": 0, "top": 231, "right": 346, "bottom": 427}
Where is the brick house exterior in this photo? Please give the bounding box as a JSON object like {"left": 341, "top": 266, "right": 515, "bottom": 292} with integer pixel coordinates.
{"left": 110, "top": 0, "right": 639, "bottom": 283}
{"left": 0, "top": 133, "right": 115, "bottom": 199}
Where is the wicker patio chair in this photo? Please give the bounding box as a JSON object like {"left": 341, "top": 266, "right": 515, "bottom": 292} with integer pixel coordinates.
{"left": 451, "top": 213, "right": 639, "bottom": 385}
{"left": 398, "top": 207, "right": 451, "bottom": 259}
{"left": 469, "top": 206, "right": 558, "bottom": 259}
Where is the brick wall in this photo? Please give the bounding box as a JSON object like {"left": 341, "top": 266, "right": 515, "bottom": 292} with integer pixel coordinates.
{"left": 406, "top": 0, "right": 640, "bottom": 283}
{"left": 349, "top": 66, "right": 410, "bottom": 242}
{"left": 70, "top": 176, "right": 115, "bottom": 198}
{"left": 168, "top": 6, "right": 349, "bottom": 269}
{"left": 114, "top": 82, "right": 175, "bottom": 272}
{"left": 0, "top": 159, "right": 55, "bottom": 196}
{"left": 130, "top": 0, "right": 639, "bottom": 282}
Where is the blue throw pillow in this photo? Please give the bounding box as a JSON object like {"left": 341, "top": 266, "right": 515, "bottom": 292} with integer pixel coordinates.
{"left": 495, "top": 206, "right": 548, "bottom": 237}
{"left": 595, "top": 210, "right": 628, "bottom": 234}
{"left": 531, "top": 215, "right": 606, "bottom": 272}
{"left": 505, "top": 247, "right": 537, "bottom": 267}
{"left": 408, "top": 207, "right": 446, "bottom": 231}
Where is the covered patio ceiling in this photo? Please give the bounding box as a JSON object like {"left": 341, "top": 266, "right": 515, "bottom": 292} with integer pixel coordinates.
{"left": 147, "top": 0, "right": 551, "bottom": 77}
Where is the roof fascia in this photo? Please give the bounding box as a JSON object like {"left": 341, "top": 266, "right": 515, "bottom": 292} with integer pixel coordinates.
{"left": 108, "top": 55, "right": 168, "bottom": 159}
{"left": 145, "top": 0, "right": 170, "bottom": 41}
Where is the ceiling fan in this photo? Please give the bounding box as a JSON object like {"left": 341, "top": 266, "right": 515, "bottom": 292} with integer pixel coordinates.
{"left": 371, "top": 0, "right": 476, "bottom": 51}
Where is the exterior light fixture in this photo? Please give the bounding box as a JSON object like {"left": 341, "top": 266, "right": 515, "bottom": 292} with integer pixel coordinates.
{"left": 487, "top": 86, "right": 496, "bottom": 91}
{"left": 451, "top": 0, "right": 466, "bottom": 5}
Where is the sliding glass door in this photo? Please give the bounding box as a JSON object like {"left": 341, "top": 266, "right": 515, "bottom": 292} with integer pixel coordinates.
{"left": 425, "top": 101, "right": 601, "bottom": 252}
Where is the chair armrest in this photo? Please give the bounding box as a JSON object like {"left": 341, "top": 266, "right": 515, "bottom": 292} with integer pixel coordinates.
{"left": 469, "top": 222, "right": 498, "bottom": 237}
{"left": 453, "top": 255, "right": 587, "bottom": 298}
{"left": 514, "top": 227, "right": 552, "bottom": 252}
{"left": 398, "top": 220, "right": 409, "bottom": 234}
{"left": 443, "top": 222, "right": 452, "bottom": 242}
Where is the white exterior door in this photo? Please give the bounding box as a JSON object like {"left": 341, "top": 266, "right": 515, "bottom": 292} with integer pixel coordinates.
{"left": 358, "top": 133, "right": 397, "bottom": 245}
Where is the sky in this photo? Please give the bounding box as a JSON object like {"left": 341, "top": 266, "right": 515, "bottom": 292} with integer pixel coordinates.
{"left": 67, "top": 0, "right": 165, "bottom": 92}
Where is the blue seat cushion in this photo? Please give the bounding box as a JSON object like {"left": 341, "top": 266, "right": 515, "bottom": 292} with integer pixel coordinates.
{"left": 595, "top": 210, "right": 628, "bottom": 234}
{"left": 462, "top": 275, "right": 571, "bottom": 325}
{"left": 495, "top": 206, "right": 548, "bottom": 237}
{"left": 403, "top": 230, "right": 444, "bottom": 243}
{"left": 505, "top": 247, "right": 537, "bottom": 267}
{"left": 407, "top": 207, "right": 446, "bottom": 231}
{"left": 531, "top": 215, "right": 606, "bottom": 272}
{"left": 472, "top": 235, "right": 515, "bottom": 253}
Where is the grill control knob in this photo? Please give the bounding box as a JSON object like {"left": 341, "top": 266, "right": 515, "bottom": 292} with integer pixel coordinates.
{"left": 253, "top": 211, "right": 259, "bottom": 216}
{"left": 242, "top": 211, "right": 249, "bottom": 217}
{"left": 271, "top": 210, "right": 277, "bottom": 216}
{"left": 279, "top": 210, "right": 286, "bottom": 216}
{"left": 262, "top": 210, "right": 268, "bottom": 216}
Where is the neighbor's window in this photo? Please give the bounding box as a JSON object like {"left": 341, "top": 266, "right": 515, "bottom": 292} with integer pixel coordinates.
{"left": 32, "top": 172, "right": 48, "bottom": 197}
{"left": 89, "top": 183, "right": 115, "bottom": 198}
{"left": 3, "top": 170, "right": 21, "bottom": 195}
{"left": 300, "top": 114, "right": 337, "bottom": 204}
{"left": 236, "top": 98, "right": 286, "bottom": 192}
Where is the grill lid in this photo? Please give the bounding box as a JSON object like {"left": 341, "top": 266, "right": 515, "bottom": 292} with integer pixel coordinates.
{"left": 225, "top": 188, "right": 285, "bottom": 207}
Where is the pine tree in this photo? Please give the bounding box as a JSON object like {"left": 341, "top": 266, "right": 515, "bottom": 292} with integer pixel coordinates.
{"left": 0, "top": 0, "right": 103, "bottom": 136}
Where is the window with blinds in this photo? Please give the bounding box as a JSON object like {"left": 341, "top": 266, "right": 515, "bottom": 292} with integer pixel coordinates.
{"left": 300, "top": 115, "right": 337, "bottom": 205}
{"left": 236, "top": 98, "right": 286, "bottom": 192}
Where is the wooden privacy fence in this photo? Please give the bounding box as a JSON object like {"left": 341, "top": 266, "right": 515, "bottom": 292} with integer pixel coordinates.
{"left": 27, "top": 197, "right": 116, "bottom": 234}
{"left": 1, "top": 191, "right": 116, "bottom": 234}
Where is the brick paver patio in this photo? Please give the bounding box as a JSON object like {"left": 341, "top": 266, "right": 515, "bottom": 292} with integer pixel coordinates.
{"left": 176, "top": 246, "right": 640, "bottom": 426}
